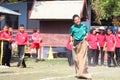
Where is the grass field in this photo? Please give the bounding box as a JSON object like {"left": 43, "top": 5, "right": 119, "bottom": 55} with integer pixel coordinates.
{"left": 0, "top": 57, "right": 120, "bottom": 80}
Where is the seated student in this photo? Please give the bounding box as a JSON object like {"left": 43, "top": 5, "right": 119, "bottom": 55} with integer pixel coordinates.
{"left": 87, "top": 28, "right": 99, "bottom": 66}
{"left": 104, "top": 28, "right": 117, "bottom": 67}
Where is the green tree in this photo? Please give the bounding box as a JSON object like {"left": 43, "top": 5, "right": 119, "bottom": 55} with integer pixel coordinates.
{"left": 92, "top": 0, "right": 120, "bottom": 24}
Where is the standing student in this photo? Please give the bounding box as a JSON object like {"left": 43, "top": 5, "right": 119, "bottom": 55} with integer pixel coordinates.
{"left": 0, "top": 28, "right": 2, "bottom": 65}
{"left": 66, "top": 36, "right": 74, "bottom": 66}
{"left": 95, "top": 30, "right": 100, "bottom": 66}
{"left": 115, "top": 27, "right": 120, "bottom": 66}
{"left": 31, "top": 29, "right": 42, "bottom": 62}
{"left": 70, "top": 14, "right": 91, "bottom": 79}
{"left": 87, "top": 28, "right": 99, "bottom": 66}
{"left": 0, "top": 28, "right": 2, "bottom": 36}
{"left": 97, "top": 27, "right": 106, "bottom": 65}
{"left": 104, "top": 28, "right": 117, "bottom": 67}
{"left": 0, "top": 25, "right": 10, "bottom": 67}
{"left": 16, "top": 24, "right": 29, "bottom": 68}
{"left": 8, "top": 27, "right": 13, "bottom": 67}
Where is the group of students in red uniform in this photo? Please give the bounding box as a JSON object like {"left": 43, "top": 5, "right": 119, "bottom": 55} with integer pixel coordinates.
{"left": 0, "top": 24, "right": 42, "bottom": 68}
{"left": 87, "top": 26, "right": 120, "bottom": 67}
{"left": 0, "top": 25, "right": 13, "bottom": 67}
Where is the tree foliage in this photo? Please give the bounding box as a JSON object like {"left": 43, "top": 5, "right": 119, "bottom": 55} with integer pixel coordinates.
{"left": 92, "top": 0, "right": 120, "bottom": 24}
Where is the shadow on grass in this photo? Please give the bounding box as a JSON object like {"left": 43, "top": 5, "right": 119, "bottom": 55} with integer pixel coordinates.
{"left": 10, "top": 54, "right": 31, "bottom": 63}
{"left": 10, "top": 56, "right": 19, "bottom": 63}
{"left": 0, "top": 71, "right": 14, "bottom": 74}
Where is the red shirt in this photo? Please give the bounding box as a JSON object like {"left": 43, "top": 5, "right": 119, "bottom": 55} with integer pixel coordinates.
{"left": 116, "top": 33, "right": 120, "bottom": 48}
{"left": 97, "top": 34, "right": 105, "bottom": 47}
{"left": 0, "top": 31, "right": 10, "bottom": 41}
{"left": 0, "top": 31, "right": 2, "bottom": 40}
{"left": 66, "top": 36, "right": 72, "bottom": 50}
{"left": 16, "top": 32, "right": 29, "bottom": 45}
{"left": 105, "top": 34, "right": 116, "bottom": 51}
{"left": 32, "top": 32, "right": 42, "bottom": 44}
{"left": 87, "top": 34, "right": 98, "bottom": 49}
{"left": 9, "top": 33, "right": 13, "bottom": 44}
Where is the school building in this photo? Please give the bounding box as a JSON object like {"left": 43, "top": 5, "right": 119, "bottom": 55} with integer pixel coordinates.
{"left": 0, "top": 0, "right": 91, "bottom": 58}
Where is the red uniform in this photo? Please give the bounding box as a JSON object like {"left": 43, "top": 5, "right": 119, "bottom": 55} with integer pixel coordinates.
{"left": 116, "top": 34, "right": 120, "bottom": 48}
{"left": 66, "top": 36, "right": 72, "bottom": 50}
{"left": 97, "top": 34, "right": 105, "bottom": 48}
{"left": 15, "top": 32, "right": 29, "bottom": 45}
{"left": 9, "top": 33, "right": 13, "bottom": 44}
{"left": 0, "top": 31, "right": 2, "bottom": 40}
{"left": 87, "top": 34, "right": 98, "bottom": 49}
{"left": 31, "top": 32, "right": 42, "bottom": 49}
{"left": 0, "top": 31, "right": 11, "bottom": 66}
{"left": 0, "top": 31, "right": 10, "bottom": 40}
{"left": 105, "top": 34, "right": 116, "bottom": 51}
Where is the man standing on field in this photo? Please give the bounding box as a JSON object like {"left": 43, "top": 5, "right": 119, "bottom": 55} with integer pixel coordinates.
{"left": 69, "top": 14, "right": 92, "bottom": 79}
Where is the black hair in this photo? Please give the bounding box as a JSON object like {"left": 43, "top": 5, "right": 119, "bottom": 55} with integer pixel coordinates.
{"left": 72, "top": 14, "right": 80, "bottom": 21}
{"left": 107, "top": 28, "right": 113, "bottom": 34}
{"left": 99, "top": 29, "right": 105, "bottom": 34}
{"left": 33, "top": 29, "right": 37, "bottom": 33}
{"left": 2, "top": 24, "right": 8, "bottom": 29}
{"left": 90, "top": 28, "right": 96, "bottom": 34}
{"left": 8, "top": 27, "right": 12, "bottom": 29}
{"left": 20, "top": 24, "right": 24, "bottom": 27}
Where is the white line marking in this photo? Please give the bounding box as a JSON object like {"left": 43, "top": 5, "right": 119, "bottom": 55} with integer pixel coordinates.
{"left": 0, "top": 71, "right": 42, "bottom": 76}
{"left": 39, "top": 75, "right": 75, "bottom": 80}
{"left": 0, "top": 66, "right": 120, "bottom": 80}
{"left": 0, "top": 68, "right": 71, "bottom": 77}
{"left": 39, "top": 69, "right": 119, "bottom": 80}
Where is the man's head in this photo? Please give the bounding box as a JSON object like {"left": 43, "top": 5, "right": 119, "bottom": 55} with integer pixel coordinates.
{"left": 99, "top": 26, "right": 105, "bottom": 34}
{"left": 90, "top": 28, "right": 96, "bottom": 35}
{"left": 72, "top": 14, "right": 81, "bottom": 26}
{"left": 107, "top": 28, "right": 113, "bottom": 35}
{"left": 19, "top": 24, "right": 24, "bottom": 33}
{"left": 2, "top": 24, "right": 8, "bottom": 32}
{"left": 33, "top": 29, "right": 37, "bottom": 33}
{"left": 8, "top": 27, "right": 13, "bottom": 33}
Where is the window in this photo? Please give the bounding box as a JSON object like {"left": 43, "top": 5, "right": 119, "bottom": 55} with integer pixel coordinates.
{"left": 5, "top": 10, "right": 19, "bottom": 29}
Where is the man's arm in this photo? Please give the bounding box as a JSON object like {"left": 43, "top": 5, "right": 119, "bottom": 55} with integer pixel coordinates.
{"left": 15, "top": 33, "right": 19, "bottom": 46}
{"left": 26, "top": 33, "right": 29, "bottom": 46}
{"left": 103, "top": 42, "right": 106, "bottom": 51}
{"left": 84, "top": 33, "right": 88, "bottom": 40}
{"left": 112, "top": 36, "right": 116, "bottom": 51}
{"left": 84, "top": 23, "right": 89, "bottom": 39}
{"left": 0, "top": 33, "right": 10, "bottom": 41}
